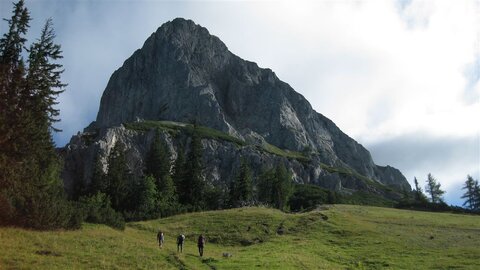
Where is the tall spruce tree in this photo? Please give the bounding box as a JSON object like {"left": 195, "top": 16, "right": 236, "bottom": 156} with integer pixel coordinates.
{"left": 144, "top": 132, "right": 170, "bottom": 187}
{"left": 473, "top": 180, "right": 480, "bottom": 211}
{"left": 173, "top": 145, "right": 187, "bottom": 202}
{"left": 425, "top": 173, "right": 445, "bottom": 204}
{"left": 256, "top": 164, "right": 293, "bottom": 210}
{"left": 273, "top": 163, "right": 293, "bottom": 210}
{"left": 136, "top": 175, "right": 158, "bottom": 219}
{"left": 229, "top": 159, "right": 253, "bottom": 207}
{"left": 0, "top": 0, "right": 30, "bottom": 121}
{"left": 105, "top": 142, "right": 129, "bottom": 211}
{"left": 0, "top": 2, "right": 78, "bottom": 229}
{"left": 257, "top": 167, "right": 275, "bottom": 205}
{"left": 461, "top": 175, "right": 476, "bottom": 210}
{"left": 145, "top": 132, "right": 178, "bottom": 212}
{"left": 413, "top": 177, "right": 427, "bottom": 203}
{"left": 182, "top": 124, "right": 205, "bottom": 209}
{"left": 0, "top": 0, "right": 31, "bottom": 224}
{"left": 89, "top": 151, "right": 106, "bottom": 194}
{"left": 26, "top": 18, "right": 66, "bottom": 131}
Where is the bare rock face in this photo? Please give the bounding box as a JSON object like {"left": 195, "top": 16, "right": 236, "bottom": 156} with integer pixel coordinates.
{"left": 62, "top": 18, "right": 411, "bottom": 198}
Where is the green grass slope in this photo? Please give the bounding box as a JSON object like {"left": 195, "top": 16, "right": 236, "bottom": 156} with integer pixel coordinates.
{"left": 1, "top": 205, "right": 479, "bottom": 269}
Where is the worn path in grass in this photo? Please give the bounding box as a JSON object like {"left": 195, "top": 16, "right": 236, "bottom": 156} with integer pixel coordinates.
{"left": 1, "top": 205, "right": 479, "bottom": 269}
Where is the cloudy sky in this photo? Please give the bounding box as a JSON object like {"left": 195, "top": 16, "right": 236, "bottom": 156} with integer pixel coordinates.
{"left": 1, "top": 0, "right": 478, "bottom": 205}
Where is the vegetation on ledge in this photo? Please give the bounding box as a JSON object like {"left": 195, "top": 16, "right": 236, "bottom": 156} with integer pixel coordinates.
{"left": 124, "top": 120, "right": 246, "bottom": 146}
{"left": 124, "top": 120, "right": 310, "bottom": 162}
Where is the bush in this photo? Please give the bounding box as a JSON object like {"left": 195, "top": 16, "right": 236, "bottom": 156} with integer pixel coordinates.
{"left": 289, "top": 184, "right": 329, "bottom": 212}
{"left": 3, "top": 183, "right": 83, "bottom": 230}
{"left": 79, "top": 192, "right": 125, "bottom": 230}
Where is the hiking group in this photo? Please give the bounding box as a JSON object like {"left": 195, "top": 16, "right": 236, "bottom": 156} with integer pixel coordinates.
{"left": 157, "top": 231, "right": 206, "bottom": 257}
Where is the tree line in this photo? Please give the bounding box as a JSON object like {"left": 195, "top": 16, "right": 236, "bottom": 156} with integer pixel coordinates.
{"left": 74, "top": 126, "right": 296, "bottom": 229}
{"left": 399, "top": 173, "right": 480, "bottom": 213}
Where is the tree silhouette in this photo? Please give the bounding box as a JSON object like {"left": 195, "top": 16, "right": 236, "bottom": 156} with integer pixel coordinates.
{"left": 461, "top": 175, "right": 476, "bottom": 210}
{"left": 425, "top": 173, "right": 445, "bottom": 204}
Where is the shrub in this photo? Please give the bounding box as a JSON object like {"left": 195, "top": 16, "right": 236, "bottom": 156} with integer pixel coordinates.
{"left": 79, "top": 192, "right": 125, "bottom": 230}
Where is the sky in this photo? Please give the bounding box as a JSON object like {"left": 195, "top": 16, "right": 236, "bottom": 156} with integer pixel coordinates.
{"left": 1, "top": 0, "right": 478, "bottom": 206}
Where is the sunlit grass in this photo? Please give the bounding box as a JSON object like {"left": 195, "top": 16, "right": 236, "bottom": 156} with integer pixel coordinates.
{"left": 1, "top": 205, "right": 479, "bottom": 269}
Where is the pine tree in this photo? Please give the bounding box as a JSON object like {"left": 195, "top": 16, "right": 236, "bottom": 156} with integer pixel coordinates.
{"left": 182, "top": 124, "right": 205, "bottom": 209}
{"left": 136, "top": 175, "right": 158, "bottom": 219}
{"left": 473, "top": 180, "right": 480, "bottom": 211}
{"left": 173, "top": 145, "right": 187, "bottom": 203}
{"left": 273, "top": 163, "right": 293, "bottom": 210}
{"left": 0, "top": 0, "right": 29, "bottom": 72}
{"left": 0, "top": 0, "right": 31, "bottom": 218}
{"left": 26, "top": 18, "right": 66, "bottom": 132}
{"left": 144, "top": 132, "right": 170, "bottom": 187}
{"left": 144, "top": 132, "right": 179, "bottom": 214}
{"left": 425, "top": 173, "right": 445, "bottom": 204}
{"left": 89, "top": 151, "right": 106, "bottom": 194}
{"left": 0, "top": 2, "right": 78, "bottom": 229}
{"left": 413, "top": 177, "right": 427, "bottom": 203}
{"left": 257, "top": 167, "right": 275, "bottom": 205}
{"left": 461, "top": 175, "right": 476, "bottom": 210}
{"left": 0, "top": 0, "right": 30, "bottom": 121}
{"left": 105, "top": 142, "right": 129, "bottom": 211}
{"left": 229, "top": 159, "right": 253, "bottom": 207}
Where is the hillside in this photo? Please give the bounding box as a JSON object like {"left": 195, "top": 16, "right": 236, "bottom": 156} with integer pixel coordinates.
{"left": 2, "top": 205, "right": 479, "bottom": 269}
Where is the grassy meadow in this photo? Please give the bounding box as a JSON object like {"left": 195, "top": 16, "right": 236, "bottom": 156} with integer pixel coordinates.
{"left": 1, "top": 205, "right": 479, "bottom": 269}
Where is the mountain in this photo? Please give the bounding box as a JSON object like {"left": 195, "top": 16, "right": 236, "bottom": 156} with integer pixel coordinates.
{"left": 61, "top": 18, "right": 410, "bottom": 200}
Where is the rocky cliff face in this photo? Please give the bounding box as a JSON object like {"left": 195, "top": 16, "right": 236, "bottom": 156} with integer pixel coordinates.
{"left": 62, "top": 18, "right": 411, "bottom": 198}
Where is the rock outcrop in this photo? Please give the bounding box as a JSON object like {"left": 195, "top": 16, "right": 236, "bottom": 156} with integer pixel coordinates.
{"left": 61, "top": 18, "right": 411, "bottom": 199}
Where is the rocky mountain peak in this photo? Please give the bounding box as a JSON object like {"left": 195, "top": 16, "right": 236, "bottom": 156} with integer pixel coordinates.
{"left": 66, "top": 18, "right": 411, "bottom": 198}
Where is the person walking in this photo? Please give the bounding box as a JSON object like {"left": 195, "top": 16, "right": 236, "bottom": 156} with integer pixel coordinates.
{"left": 177, "top": 234, "right": 185, "bottom": 253}
{"left": 157, "top": 231, "right": 164, "bottom": 248}
{"left": 197, "top": 234, "right": 206, "bottom": 257}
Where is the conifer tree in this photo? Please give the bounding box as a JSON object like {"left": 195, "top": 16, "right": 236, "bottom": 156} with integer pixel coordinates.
{"left": 136, "top": 175, "right": 158, "bottom": 219}
{"left": 144, "top": 132, "right": 179, "bottom": 213}
{"left": 473, "top": 180, "right": 480, "bottom": 211}
{"left": 144, "top": 132, "right": 170, "bottom": 187}
{"left": 0, "top": 0, "right": 31, "bottom": 210}
{"left": 413, "top": 177, "right": 427, "bottom": 203}
{"left": 425, "top": 173, "right": 445, "bottom": 204}
{"left": 257, "top": 167, "right": 275, "bottom": 205}
{"left": 26, "top": 18, "right": 66, "bottom": 131}
{"left": 173, "top": 145, "right": 187, "bottom": 202}
{"left": 89, "top": 151, "right": 106, "bottom": 194}
{"left": 273, "top": 163, "right": 293, "bottom": 210}
{"left": 0, "top": 0, "right": 30, "bottom": 122}
{"left": 182, "top": 124, "right": 205, "bottom": 209}
{"left": 461, "top": 175, "right": 476, "bottom": 210}
{"left": 105, "top": 142, "right": 129, "bottom": 211}
{"left": 0, "top": 2, "right": 78, "bottom": 229}
{"left": 229, "top": 159, "right": 253, "bottom": 207}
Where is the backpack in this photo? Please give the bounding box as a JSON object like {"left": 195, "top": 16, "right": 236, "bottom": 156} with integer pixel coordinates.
{"left": 198, "top": 236, "right": 205, "bottom": 246}
{"left": 177, "top": 234, "right": 184, "bottom": 244}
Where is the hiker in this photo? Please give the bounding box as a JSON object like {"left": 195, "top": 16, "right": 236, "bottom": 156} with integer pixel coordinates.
{"left": 197, "top": 234, "right": 205, "bottom": 257}
{"left": 157, "top": 231, "right": 164, "bottom": 248}
{"left": 177, "top": 234, "right": 185, "bottom": 253}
